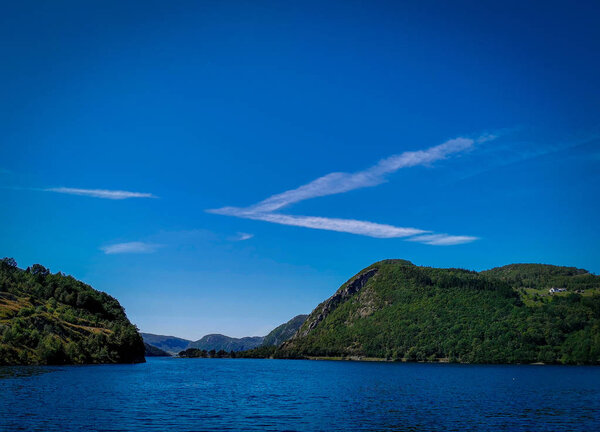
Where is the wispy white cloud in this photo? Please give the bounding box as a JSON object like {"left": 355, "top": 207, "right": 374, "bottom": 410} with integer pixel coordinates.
{"left": 246, "top": 137, "right": 480, "bottom": 213}
{"left": 233, "top": 232, "right": 254, "bottom": 241}
{"left": 101, "top": 242, "right": 161, "bottom": 254}
{"left": 406, "top": 234, "right": 478, "bottom": 246}
{"left": 456, "top": 132, "right": 598, "bottom": 181}
{"left": 208, "top": 136, "right": 489, "bottom": 244}
{"left": 45, "top": 187, "right": 156, "bottom": 200}
{"left": 211, "top": 208, "right": 427, "bottom": 239}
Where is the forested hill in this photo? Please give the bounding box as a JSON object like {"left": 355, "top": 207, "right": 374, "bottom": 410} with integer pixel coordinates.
{"left": 279, "top": 260, "right": 600, "bottom": 364}
{"left": 0, "top": 258, "right": 145, "bottom": 365}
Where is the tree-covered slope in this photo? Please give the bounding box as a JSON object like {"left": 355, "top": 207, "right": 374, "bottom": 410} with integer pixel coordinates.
{"left": 261, "top": 314, "right": 308, "bottom": 347}
{"left": 0, "top": 258, "right": 145, "bottom": 365}
{"left": 280, "top": 260, "right": 600, "bottom": 364}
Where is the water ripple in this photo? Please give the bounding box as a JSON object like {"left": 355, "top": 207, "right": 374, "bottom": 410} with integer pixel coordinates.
{"left": 0, "top": 359, "right": 599, "bottom": 431}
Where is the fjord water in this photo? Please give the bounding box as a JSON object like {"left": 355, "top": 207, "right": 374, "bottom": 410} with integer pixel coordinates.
{"left": 1, "top": 358, "right": 598, "bottom": 432}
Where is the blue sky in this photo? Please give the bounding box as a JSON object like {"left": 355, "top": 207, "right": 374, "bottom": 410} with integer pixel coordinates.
{"left": 1, "top": 1, "right": 599, "bottom": 339}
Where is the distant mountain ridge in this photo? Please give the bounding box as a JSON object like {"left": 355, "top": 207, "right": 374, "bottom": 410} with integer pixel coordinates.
{"left": 188, "top": 334, "right": 265, "bottom": 352}
{"left": 143, "top": 314, "right": 308, "bottom": 354}
{"left": 262, "top": 314, "right": 308, "bottom": 346}
{"left": 140, "top": 333, "right": 191, "bottom": 355}
{"left": 144, "top": 342, "right": 171, "bottom": 357}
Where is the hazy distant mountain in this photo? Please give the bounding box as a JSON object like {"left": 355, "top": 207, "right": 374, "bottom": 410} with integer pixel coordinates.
{"left": 144, "top": 342, "right": 171, "bottom": 357}
{"left": 261, "top": 314, "right": 308, "bottom": 347}
{"left": 184, "top": 315, "right": 309, "bottom": 353}
{"left": 278, "top": 260, "right": 600, "bottom": 364}
{"left": 188, "top": 334, "right": 264, "bottom": 352}
{"left": 141, "top": 333, "right": 191, "bottom": 355}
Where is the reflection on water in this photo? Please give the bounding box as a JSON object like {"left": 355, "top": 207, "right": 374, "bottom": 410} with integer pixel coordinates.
{"left": 0, "top": 358, "right": 599, "bottom": 431}
{"left": 0, "top": 365, "right": 57, "bottom": 380}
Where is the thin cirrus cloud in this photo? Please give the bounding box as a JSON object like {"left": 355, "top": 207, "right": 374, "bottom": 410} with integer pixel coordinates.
{"left": 44, "top": 187, "right": 156, "bottom": 200}
{"left": 406, "top": 234, "right": 479, "bottom": 246}
{"left": 212, "top": 209, "right": 428, "bottom": 239}
{"left": 246, "top": 136, "right": 483, "bottom": 213}
{"left": 226, "top": 232, "right": 255, "bottom": 241}
{"left": 235, "top": 232, "right": 254, "bottom": 241}
{"left": 208, "top": 136, "right": 492, "bottom": 245}
{"left": 101, "top": 242, "right": 161, "bottom": 255}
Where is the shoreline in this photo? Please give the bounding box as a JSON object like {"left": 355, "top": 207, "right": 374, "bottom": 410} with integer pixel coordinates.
{"left": 4, "top": 356, "right": 600, "bottom": 366}
{"left": 172, "top": 355, "right": 599, "bottom": 366}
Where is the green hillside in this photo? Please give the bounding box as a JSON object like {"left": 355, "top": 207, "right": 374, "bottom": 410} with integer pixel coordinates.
{"left": 279, "top": 260, "right": 600, "bottom": 364}
{"left": 0, "top": 258, "right": 145, "bottom": 365}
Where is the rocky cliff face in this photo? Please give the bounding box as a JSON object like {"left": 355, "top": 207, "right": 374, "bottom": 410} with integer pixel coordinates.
{"left": 292, "top": 268, "right": 379, "bottom": 340}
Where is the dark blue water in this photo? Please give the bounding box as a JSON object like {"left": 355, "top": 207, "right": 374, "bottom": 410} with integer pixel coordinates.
{"left": 1, "top": 358, "right": 599, "bottom": 431}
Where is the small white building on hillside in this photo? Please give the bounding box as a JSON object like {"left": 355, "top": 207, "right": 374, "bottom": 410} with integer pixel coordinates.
{"left": 549, "top": 287, "right": 567, "bottom": 294}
